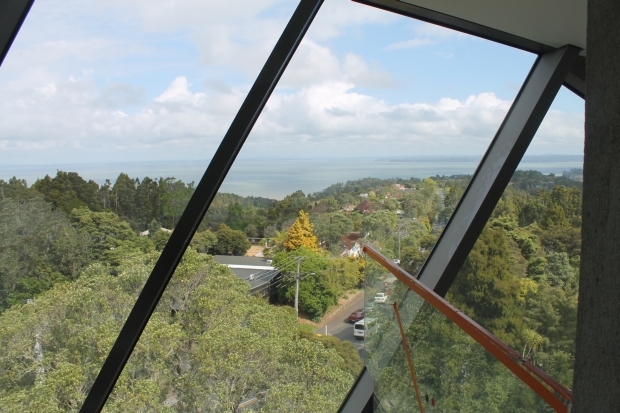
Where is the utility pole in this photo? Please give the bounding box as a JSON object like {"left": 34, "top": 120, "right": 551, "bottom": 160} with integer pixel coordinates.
{"left": 290, "top": 257, "right": 313, "bottom": 316}
{"left": 294, "top": 260, "right": 300, "bottom": 315}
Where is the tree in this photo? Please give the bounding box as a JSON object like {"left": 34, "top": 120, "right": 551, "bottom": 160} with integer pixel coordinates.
{"left": 32, "top": 173, "right": 87, "bottom": 214}
{"left": 160, "top": 177, "right": 194, "bottom": 228}
{"left": 111, "top": 173, "right": 137, "bottom": 223}
{"left": 311, "top": 212, "right": 354, "bottom": 252}
{"left": 70, "top": 208, "right": 145, "bottom": 264}
{"left": 0, "top": 198, "right": 92, "bottom": 311}
{"left": 151, "top": 229, "right": 172, "bottom": 251}
{"left": 284, "top": 211, "right": 319, "bottom": 252}
{"left": 447, "top": 225, "right": 524, "bottom": 346}
{"left": 32, "top": 171, "right": 101, "bottom": 214}
{"left": 360, "top": 210, "right": 397, "bottom": 242}
{"left": 213, "top": 224, "right": 250, "bottom": 255}
{"left": 545, "top": 252, "right": 576, "bottom": 289}
{"left": 190, "top": 230, "right": 218, "bottom": 254}
{"left": 0, "top": 177, "right": 39, "bottom": 203}
{"left": 244, "top": 224, "right": 259, "bottom": 238}
{"left": 0, "top": 250, "right": 355, "bottom": 412}
{"left": 541, "top": 203, "right": 570, "bottom": 229}
{"left": 134, "top": 177, "right": 161, "bottom": 230}
{"left": 401, "top": 246, "right": 429, "bottom": 277}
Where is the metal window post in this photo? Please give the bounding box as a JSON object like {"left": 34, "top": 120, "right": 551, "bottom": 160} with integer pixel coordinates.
{"left": 79, "top": 1, "right": 324, "bottom": 411}
{"left": 417, "top": 45, "right": 579, "bottom": 295}
{"left": 0, "top": 0, "right": 35, "bottom": 66}
{"left": 339, "top": 45, "right": 579, "bottom": 413}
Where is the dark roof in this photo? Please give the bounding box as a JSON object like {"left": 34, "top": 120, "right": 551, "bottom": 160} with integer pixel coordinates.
{"left": 213, "top": 255, "right": 280, "bottom": 292}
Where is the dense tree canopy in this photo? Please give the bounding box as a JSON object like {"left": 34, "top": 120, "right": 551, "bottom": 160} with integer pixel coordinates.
{"left": 0, "top": 166, "right": 584, "bottom": 410}
{"left": 0, "top": 250, "right": 355, "bottom": 412}
{"left": 0, "top": 198, "right": 92, "bottom": 311}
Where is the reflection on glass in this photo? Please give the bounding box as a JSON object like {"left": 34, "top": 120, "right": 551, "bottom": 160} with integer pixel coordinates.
{"left": 446, "top": 169, "right": 582, "bottom": 388}
{"left": 360, "top": 176, "right": 472, "bottom": 278}
{"left": 364, "top": 270, "right": 555, "bottom": 413}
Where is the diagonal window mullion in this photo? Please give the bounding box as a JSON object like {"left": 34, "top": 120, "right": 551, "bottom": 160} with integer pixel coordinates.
{"left": 416, "top": 44, "right": 581, "bottom": 296}
{"left": 80, "top": 1, "right": 325, "bottom": 411}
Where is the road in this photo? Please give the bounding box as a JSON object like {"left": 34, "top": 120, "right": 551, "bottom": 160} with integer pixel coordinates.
{"left": 314, "top": 293, "right": 365, "bottom": 350}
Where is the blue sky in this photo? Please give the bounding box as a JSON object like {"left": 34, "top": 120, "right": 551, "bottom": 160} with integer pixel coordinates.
{"left": 0, "top": 0, "right": 584, "bottom": 166}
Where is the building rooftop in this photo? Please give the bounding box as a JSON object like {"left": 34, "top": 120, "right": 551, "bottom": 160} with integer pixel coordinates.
{"left": 213, "top": 255, "right": 279, "bottom": 292}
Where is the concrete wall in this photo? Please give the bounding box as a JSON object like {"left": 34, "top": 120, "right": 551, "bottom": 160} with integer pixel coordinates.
{"left": 572, "top": 1, "right": 620, "bottom": 411}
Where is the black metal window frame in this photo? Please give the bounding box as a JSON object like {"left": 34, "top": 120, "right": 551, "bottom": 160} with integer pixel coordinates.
{"left": 0, "top": 1, "right": 584, "bottom": 412}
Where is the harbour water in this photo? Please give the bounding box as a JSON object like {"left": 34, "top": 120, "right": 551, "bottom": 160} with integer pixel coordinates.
{"left": 0, "top": 156, "right": 583, "bottom": 199}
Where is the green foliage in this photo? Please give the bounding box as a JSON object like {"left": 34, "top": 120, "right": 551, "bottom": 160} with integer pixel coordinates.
{"left": 70, "top": 208, "right": 146, "bottom": 264}
{"left": 545, "top": 252, "right": 576, "bottom": 289}
{"left": 371, "top": 302, "right": 547, "bottom": 413}
{"left": 159, "top": 177, "right": 194, "bottom": 229}
{"left": 0, "top": 177, "right": 40, "bottom": 203}
{"left": 213, "top": 224, "right": 250, "bottom": 255}
{"left": 448, "top": 225, "right": 525, "bottom": 346}
{"left": 190, "top": 230, "right": 218, "bottom": 254}
{"left": 151, "top": 230, "right": 172, "bottom": 251}
{"left": 0, "top": 167, "right": 586, "bottom": 408}
{"left": 32, "top": 171, "right": 100, "bottom": 214}
{"left": 300, "top": 331, "right": 363, "bottom": 378}
{"left": 0, "top": 198, "right": 92, "bottom": 311}
{"left": 267, "top": 190, "right": 310, "bottom": 224}
{"left": 310, "top": 212, "right": 353, "bottom": 252}
{"left": 539, "top": 226, "right": 581, "bottom": 258}
{"left": 273, "top": 248, "right": 361, "bottom": 320}
{"left": 0, "top": 250, "right": 354, "bottom": 412}
{"left": 361, "top": 210, "right": 397, "bottom": 241}
{"left": 299, "top": 323, "right": 316, "bottom": 335}
{"left": 291, "top": 275, "right": 338, "bottom": 321}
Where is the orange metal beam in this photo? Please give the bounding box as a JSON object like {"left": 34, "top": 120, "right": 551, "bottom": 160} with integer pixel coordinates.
{"left": 363, "top": 244, "right": 572, "bottom": 413}
{"left": 393, "top": 302, "right": 425, "bottom": 413}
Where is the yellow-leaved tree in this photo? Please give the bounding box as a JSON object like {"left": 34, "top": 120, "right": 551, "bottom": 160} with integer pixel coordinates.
{"left": 284, "top": 211, "right": 319, "bottom": 251}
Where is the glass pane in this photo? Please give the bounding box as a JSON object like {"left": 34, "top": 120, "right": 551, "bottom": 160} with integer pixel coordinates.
{"left": 0, "top": 0, "right": 543, "bottom": 410}
{"left": 364, "top": 263, "right": 556, "bottom": 412}
{"left": 445, "top": 87, "right": 584, "bottom": 389}
{"left": 0, "top": 0, "right": 290, "bottom": 409}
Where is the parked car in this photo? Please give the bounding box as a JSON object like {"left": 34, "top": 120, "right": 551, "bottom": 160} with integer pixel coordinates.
{"left": 347, "top": 309, "right": 364, "bottom": 323}
{"left": 353, "top": 318, "right": 378, "bottom": 340}
{"left": 374, "top": 292, "right": 390, "bottom": 303}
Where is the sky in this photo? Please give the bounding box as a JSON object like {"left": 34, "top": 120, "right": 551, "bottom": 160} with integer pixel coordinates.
{"left": 0, "top": 0, "right": 584, "bottom": 167}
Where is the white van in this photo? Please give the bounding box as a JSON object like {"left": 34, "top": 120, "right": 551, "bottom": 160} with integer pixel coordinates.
{"left": 353, "top": 318, "right": 378, "bottom": 340}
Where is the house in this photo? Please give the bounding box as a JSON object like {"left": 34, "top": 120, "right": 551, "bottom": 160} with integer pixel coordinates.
{"left": 213, "top": 255, "right": 281, "bottom": 300}
{"left": 355, "top": 200, "right": 373, "bottom": 213}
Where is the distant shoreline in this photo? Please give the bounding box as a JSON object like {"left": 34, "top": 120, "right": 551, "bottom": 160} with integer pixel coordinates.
{"left": 0, "top": 156, "right": 584, "bottom": 200}
{"left": 376, "top": 154, "right": 583, "bottom": 163}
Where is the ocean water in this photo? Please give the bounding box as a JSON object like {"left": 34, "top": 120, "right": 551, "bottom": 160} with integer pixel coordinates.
{"left": 0, "top": 157, "right": 583, "bottom": 200}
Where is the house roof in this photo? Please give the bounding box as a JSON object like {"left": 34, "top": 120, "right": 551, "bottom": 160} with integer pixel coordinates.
{"left": 213, "top": 255, "right": 280, "bottom": 292}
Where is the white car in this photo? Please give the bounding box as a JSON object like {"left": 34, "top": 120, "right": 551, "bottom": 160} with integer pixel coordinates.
{"left": 353, "top": 318, "right": 378, "bottom": 340}
{"left": 374, "top": 292, "right": 389, "bottom": 303}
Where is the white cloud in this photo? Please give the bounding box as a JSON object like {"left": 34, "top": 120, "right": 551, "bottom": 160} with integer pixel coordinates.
{"left": 386, "top": 38, "right": 434, "bottom": 50}
{"left": 280, "top": 41, "right": 397, "bottom": 89}
{"left": 154, "top": 76, "right": 205, "bottom": 104}
{"left": 0, "top": 0, "right": 583, "bottom": 166}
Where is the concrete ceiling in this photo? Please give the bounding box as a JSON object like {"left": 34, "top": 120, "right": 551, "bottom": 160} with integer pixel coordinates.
{"left": 398, "top": 0, "right": 586, "bottom": 51}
